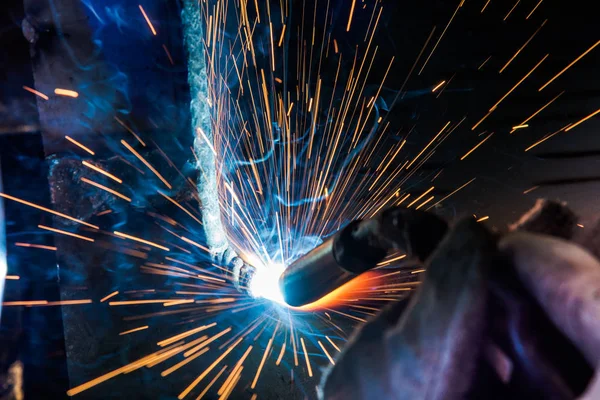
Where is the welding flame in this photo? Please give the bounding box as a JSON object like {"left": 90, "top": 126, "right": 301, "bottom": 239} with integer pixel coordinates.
{"left": 248, "top": 263, "right": 286, "bottom": 305}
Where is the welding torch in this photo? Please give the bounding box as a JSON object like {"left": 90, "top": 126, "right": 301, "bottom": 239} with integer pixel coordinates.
{"left": 278, "top": 207, "right": 449, "bottom": 307}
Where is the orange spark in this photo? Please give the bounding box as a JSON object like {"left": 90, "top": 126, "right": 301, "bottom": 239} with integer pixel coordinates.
{"left": 114, "top": 117, "right": 146, "bottom": 146}
{"left": 65, "top": 135, "right": 95, "bottom": 156}
{"left": 565, "top": 107, "right": 600, "bottom": 132}
{"left": 481, "top": 0, "right": 491, "bottom": 12}
{"left": 415, "top": 195, "right": 435, "bottom": 210}
{"left": 525, "top": 124, "right": 570, "bottom": 151}
{"left": 121, "top": 140, "right": 171, "bottom": 189}
{"left": 38, "top": 224, "right": 94, "bottom": 242}
{"left": 460, "top": 132, "right": 494, "bottom": 160}
{"left": 476, "top": 216, "right": 489, "bottom": 222}
{"left": 326, "top": 336, "right": 340, "bottom": 352}
{"left": 139, "top": 5, "right": 157, "bottom": 35}
{"left": 119, "top": 326, "right": 149, "bottom": 336}
{"left": 158, "top": 191, "right": 202, "bottom": 225}
{"left": 158, "top": 323, "right": 217, "bottom": 347}
{"left": 23, "top": 85, "right": 48, "bottom": 100}
{"left": 220, "top": 346, "right": 252, "bottom": 394}
{"left": 278, "top": 24, "right": 287, "bottom": 47}
{"left": 180, "top": 236, "right": 210, "bottom": 253}
{"left": 346, "top": 0, "right": 356, "bottom": 31}
{"left": 114, "top": 231, "right": 169, "bottom": 251}
{"left": 376, "top": 254, "right": 406, "bottom": 266}
{"left": 160, "top": 347, "right": 210, "bottom": 377}
{"left": 397, "top": 193, "right": 411, "bottom": 205}
{"left": 427, "top": 177, "right": 476, "bottom": 210}
{"left": 196, "top": 365, "right": 228, "bottom": 400}
{"left": 478, "top": 56, "right": 492, "bottom": 70}
{"left": 162, "top": 44, "right": 174, "bottom": 65}
{"left": 81, "top": 178, "right": 131, "bottom": 202}
{"left": 178, "top": 337, "right": 244, "bottom": 399}
{"left": 300, "top": 338, "right": 313, "bottom": 377}
{"left": 406, "top": 121, "right": 450, "bottom": 169}
{"left": 275, "top": 342, "right": 286, "bottom": 365}
{"left": 419, "top": 0, "right": 463, "bottom": 75}
{"left": 45, "top": 299, "right": 92, "bottom": 306}
{"left": 100, "top": 291, "right": 119, "bottom": 302}
{"left": 539, "top": 40, "right": 600, "bottom": 91}
{"left": 66, "top": 341, "right": 187, "bottom": 395}
{"left": 503, "top": 0, "right": 520, "bottom": 21}
{"left": 182, "top": 329, "right": 230, "bottom": 357}
{"left": 511, "top": 91, "right": 564, "bottom": 133}
{"left": 523, "top": 186, "right": 539, "bottom": 194}
{"left": 163, "top": 299, "right": 195, "bottom": 307}
{"left": 251, "top": 338, "right": 273, "bottom": 389}
{"left": 490, "top": 54, "right": 548, "bottom": 112}
{"left": 109, "top": 299, "right": 192, "bottom": 306}
{"left": 431, "top": 80, "right": 446, "bottom": 92}
{"left": 5, "top": 275, "right": 20, "bottom": 280}
{"left": 407, "top": 186, "right": 435, "bottom": 208}
{"left": 471, "top": 111, "right": 492, "bottom": 131}
{"left": 15, "top": 242, "right": 57, "bottom": 251}
{"left": 82, "top": 161, "right": 122, "bottom": 183}
{"left": 318, "top": 340, "right": 335, "bottom": 365}
{"left": 54, "top": 88, "right": 79, "bottom": 98}
{"left": 3, "top": 301, "right": 48, "bottom": 306}
{"left": 526, "top": 0, "right": 544, "bottom": 19}
{"left": 3, "top": 299, "right": 92, "bottom": 307}
{"left": 269, "top": 22, "right": 276, "bottom": 71}
{"left": 500, "top": 20, "right": 546, "bottom": 73}
{"left": 161, "top": 347, "right": 210, "bottom": 377}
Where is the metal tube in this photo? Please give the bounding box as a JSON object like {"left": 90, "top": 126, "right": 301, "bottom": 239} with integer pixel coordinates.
{"left": 279, "top": 237, "right": 354, "bottom": 307}
{"left": 279, "top": 220, "right": 388, "bottom": 306}
{"left": 279, "top": 208, "right": 449, "bottom": 307}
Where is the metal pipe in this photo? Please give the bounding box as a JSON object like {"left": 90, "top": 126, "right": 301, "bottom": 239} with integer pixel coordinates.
{"left": 181, "top": 1, "right": 254, "bottom": 289}
{"left": 279, "top": 208, "right": 448, "bottom": 307}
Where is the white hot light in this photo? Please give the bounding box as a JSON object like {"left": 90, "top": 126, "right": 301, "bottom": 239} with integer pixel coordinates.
{"left": 248, "top": 263, "right": 287, "bottom": 305}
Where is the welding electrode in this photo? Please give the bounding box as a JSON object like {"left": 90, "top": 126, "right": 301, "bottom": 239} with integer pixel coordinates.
{"left": 279, "top": 207, "right": 449, "bottom": 307}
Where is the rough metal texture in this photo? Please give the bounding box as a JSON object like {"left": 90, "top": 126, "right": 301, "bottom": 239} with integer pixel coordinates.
{"left": 182, "top": 1, "right": 236, "bottom": 266}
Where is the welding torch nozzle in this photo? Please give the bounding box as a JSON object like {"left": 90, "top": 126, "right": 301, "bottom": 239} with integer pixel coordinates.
{"left": 278, "top": 207, "right": 448, "bottom": 307}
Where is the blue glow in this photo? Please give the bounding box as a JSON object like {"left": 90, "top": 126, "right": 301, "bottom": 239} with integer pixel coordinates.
{"left": 248, "top": 262, "right": 286, "bottom": 305}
